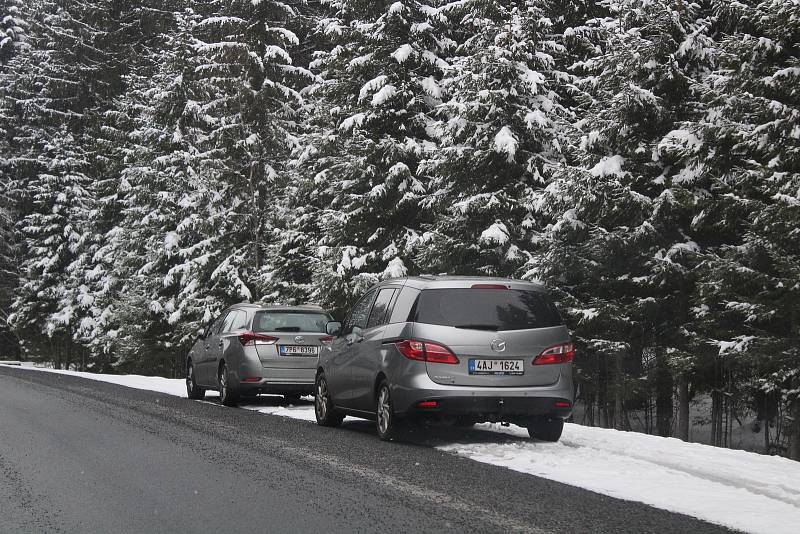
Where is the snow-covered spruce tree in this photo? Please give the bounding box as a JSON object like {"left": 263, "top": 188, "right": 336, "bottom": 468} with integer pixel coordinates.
{"left": 300, "top": 0, "right": 448, "bottom": 313}
{"left": 0, "top": 155, "right": 18, "bottom": 358}
{"left": 61, "top": 1, "right": 188, "bottom": 368}
{"left": 0, "top": 0, "right": 26, "bottom": 68}
{"left": 666, "top": 0, "right": 800, "bottom": 456}
{"left": 416, "top": 0, "right": 569, "bottom": 277}
{"left": 2, "top": 0, "right": 125, "bottom": 367}
{"left": 110, "top": 7, "right": 230, "bottom": 374}
{"left": 189, "top": 0, "right": 310, "bottom": 304}
{"left": 527, "top": 0, "right": 713, "bottom": 433}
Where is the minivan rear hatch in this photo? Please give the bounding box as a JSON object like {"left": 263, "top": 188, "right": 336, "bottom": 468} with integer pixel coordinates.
{"left": 413, "top": 287, "right": 572, "bottom": 387}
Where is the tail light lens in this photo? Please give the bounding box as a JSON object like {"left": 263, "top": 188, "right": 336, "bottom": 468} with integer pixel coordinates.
{"left": 533, "top": 342, "right": 575, "bottom": 365}
{"left": 319, "top": 335, "right": 334, "bottom": 346}
{"left": 395, "top": 340, "right": 459, "bottom": 364}
{"left": 239, "top": 332, "right": 279, "bottom": 346}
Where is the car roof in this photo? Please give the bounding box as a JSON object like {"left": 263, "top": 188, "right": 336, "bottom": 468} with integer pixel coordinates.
{"left": 375, "top": 275, "right": 547, "bottom": 292}
{"left": 229, "top": 303, "right": 330, "bottom": 313}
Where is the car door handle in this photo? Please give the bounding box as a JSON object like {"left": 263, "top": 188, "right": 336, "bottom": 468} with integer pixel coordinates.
{"left": 218, "top": 340, "right": 224, "bottom": 348}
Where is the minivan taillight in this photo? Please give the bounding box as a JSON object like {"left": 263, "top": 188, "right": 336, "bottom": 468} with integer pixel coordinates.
{"left": 533, "top": 342, "right": 575, "bottom": 365}
{"left": 395, "top": 340, "right": 460, "bottom": 364}
{"left": 239, "top": 332, "right": 279, "bottom": 346}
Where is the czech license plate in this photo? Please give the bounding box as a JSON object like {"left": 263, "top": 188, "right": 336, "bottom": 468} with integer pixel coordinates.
{"left": 279, "top": 345, "right": 318, "bottom": 356}
{"left": 469, "top": 359, "right": 523, "bottom": 375}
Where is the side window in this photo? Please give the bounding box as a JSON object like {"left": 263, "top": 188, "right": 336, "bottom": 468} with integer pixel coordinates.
{"left": 366, "top": 288, "right": 396, "bottom": 329}
{"left": 220, "top": 311, "right": 237, "bottom": 334}
{"left": 210, "top": 312, "right": 227, "bottom": 336}
{"left": 389, "top": 287, "right": 420, "bottom": 324}
{"left": 344, "top": 290, "right": 376, "bottom": 335}
{"left": 230, "top": 310, "right": 249, "bottom": 331}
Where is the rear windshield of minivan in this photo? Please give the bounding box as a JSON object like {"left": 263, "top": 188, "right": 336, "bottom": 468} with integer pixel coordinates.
{"left": 253, "top": 311, "right": 330, "bottom": 333}
{"left": 411, "top": 288, "right": 562, "bottom": 331}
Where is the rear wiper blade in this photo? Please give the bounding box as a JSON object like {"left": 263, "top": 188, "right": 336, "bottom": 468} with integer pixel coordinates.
{"left": 453, "top": 323, "right": 499, "bottom": 331}
{"left": 273, "top": 326, "right": 301, "bottom": 332}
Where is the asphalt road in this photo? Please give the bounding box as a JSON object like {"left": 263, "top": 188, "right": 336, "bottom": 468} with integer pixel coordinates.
{"left": 0, "top": 366, "right": 733, "bottom": 534}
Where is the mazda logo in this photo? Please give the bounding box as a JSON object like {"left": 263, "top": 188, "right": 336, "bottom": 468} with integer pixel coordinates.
{"left": 490, "top": 339, "right": 506, "bottom": 352}
{"left": 294, "top": 335, "right": 305, "bottom": 344}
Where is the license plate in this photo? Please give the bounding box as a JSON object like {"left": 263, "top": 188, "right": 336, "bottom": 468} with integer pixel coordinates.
{"left": 279, "top": 345, "right": 319, "bottom": 356}
{"left": 469, "top": 359, "right": 523, "bottom": 375}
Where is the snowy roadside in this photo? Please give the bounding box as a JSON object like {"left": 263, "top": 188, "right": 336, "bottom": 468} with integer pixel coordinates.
{"left": 5, "top": 363, "right": 800, "bottom": 534}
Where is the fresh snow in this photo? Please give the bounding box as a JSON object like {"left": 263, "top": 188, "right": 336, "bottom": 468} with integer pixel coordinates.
{"left": 589, "top": 155, "right": 625, "bottom": 177}
{"left": 493, "top": 126, "right": 518, "bottom": 162}
{"left": 392, "top": 44, "right": 414, "bottom": 64}
{"left": 5, "top": 363, "right": 800, "bottom": 534}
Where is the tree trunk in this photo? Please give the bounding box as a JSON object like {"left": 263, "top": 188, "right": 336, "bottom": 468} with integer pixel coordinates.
{"left": 614, "top": 352, "right": 624, "bottom": 430}
{"left": 677, "top": 374, "right": 690, "bottom": 441}
{"left": 655, "top": 348, "right": 673, "bottom": 437}
{"left": 791, "top": 401, "right": 800, "bottom": 461}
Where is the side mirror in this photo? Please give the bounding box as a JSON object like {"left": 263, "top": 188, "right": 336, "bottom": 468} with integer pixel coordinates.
{"left": 197, "top": 329, "right": 206, "bottom": 340}
{"left": 326, "top": 321, "right": 342, "bottom": 336}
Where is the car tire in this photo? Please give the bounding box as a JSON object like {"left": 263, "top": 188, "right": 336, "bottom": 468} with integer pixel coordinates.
{"left": 186, "top": 362, "right": 205, "bottom": 400}
{"left": 314, "top": 374, "right": 344, "bottom": 427}
{"left": 284, "top": 393, "right": 302, "bottom": 404}
{"left": 527, "top": 416, "right": 564, "bottom": 442}
{"left": 218, "top": 363, "right": 240, "bottom": 407}
{"left": 375, "top": 381, "right": 405, "bottom": 441}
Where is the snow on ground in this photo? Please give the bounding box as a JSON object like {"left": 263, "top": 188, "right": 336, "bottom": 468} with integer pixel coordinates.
{"left": 5, "top": 363, "right": 800, "bottom": 534}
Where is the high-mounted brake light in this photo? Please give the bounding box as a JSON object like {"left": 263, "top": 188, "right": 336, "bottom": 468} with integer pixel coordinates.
{"left": 395, "top": 340, "right": 459, "bottom": 364}
{"left": 533, "top": 342, "right": 575, "bottom": 365}
{"left": 470, "top": 283, "right": 509, "bottom": 289}
{"left": 238, "top": 331, "right": 279, "bottom": 346}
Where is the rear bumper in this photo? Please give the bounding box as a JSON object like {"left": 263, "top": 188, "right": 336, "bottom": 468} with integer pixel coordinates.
{"left": 235, "top": 364, "right": 315, "bottom": 395}
{"left": 406, "top": 396, "right": 572, "bottom": 422}
{"left": 393, "top": 370, "right": 574, "bottom": 423}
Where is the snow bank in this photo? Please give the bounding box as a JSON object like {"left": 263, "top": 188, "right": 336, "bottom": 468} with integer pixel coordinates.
{"left": 6, "top": 364, "right": 800, "bottom": 534}
{"left": 441, "top": 423, "right": 800, "bottom": 534}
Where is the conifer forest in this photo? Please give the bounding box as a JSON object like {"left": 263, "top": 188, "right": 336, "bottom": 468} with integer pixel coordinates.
{"left": 0, "top": 0, "right": 798, "bottom": 459}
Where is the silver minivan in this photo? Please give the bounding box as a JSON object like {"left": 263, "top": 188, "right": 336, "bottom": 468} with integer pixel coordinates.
{"left": 186, "top": 304, "right": 334, "bottom": 405}
{"left": 314, "top": 277, "right": 574, "bottom": 441}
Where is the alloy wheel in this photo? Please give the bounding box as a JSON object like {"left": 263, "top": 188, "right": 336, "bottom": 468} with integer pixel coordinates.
{"left": 377, "top": 386, "right": 391, "bottom": 435}
{"left": 316, "top": 378, "right": 329, "bottom": 420}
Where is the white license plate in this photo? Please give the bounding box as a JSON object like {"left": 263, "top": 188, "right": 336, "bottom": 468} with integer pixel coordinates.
{"left": 469, "top": 359, "right": 523, "bottom": 375}
{"left": 279, "top": 345, "right": 319, "bottom": 356}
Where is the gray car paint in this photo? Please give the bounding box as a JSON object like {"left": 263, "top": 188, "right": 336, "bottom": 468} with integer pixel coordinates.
{"left": 319, "top": 276, "right": 574, "bottom": 422}
{"left": 187, "top": 304, "right": 333, "bottom": 396}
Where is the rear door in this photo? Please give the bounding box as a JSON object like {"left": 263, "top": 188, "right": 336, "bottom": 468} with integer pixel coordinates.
{"left": 197, "top": 312, "right": 227, "bottom": 386}
{"left": 327, "top": 290, "right": 376, "bottom": 408}
{"left": 350, "top": 287, "right": 399, "bottom": 411}
{"left": 219, "top": 310, "right": 248, "bottom": 373}
{"left": 210, "top": 310, "right": 240, "bottom": 382}
{"left": 413, "top": 287, "right": 571, "bottom": 387}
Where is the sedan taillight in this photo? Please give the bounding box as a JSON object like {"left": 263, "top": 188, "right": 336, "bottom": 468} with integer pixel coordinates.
{"left": 395, "top": 340, "right": 459, "bottom": 364}
{"left": 533, "top": 342, "right": 575, "bottom": 365}
{"left": 320, "top": 335, "right": 335, "bottom": 346}
{"left": 238, "top": 332, "right": 279, "bottom": 346}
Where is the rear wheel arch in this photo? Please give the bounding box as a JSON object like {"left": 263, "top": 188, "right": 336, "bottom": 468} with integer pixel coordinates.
{"left": 373, "top": 372, "right": 387, "bottom": 402}
{"left": 217, "top": 359, "right": 227, "bottom": 380}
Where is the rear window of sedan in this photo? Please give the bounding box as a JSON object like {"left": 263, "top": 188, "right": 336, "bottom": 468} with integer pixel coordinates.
{"left": 412, "top": 288, "right": 563, "bottom": 331}
{"left": 254, "top": 311, "right": 331, "bottom": 333}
